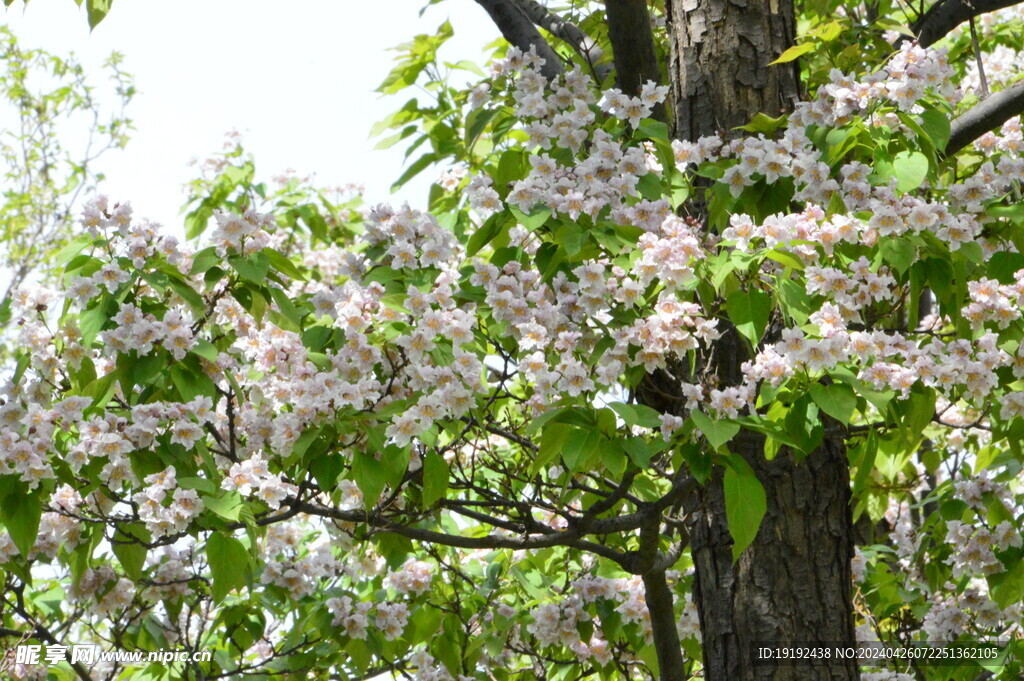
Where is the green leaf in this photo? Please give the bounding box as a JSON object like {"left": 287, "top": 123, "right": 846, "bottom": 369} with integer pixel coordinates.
{"left": 776, "top": 278, "right": 813, "bottom": 324}
{"left": 509, "top": 204, "right": 552, "bottom": 231}
{"left": 0, "top": 484, "right": 41, "bottom": 557}
{"left": 86, "top": 0, "right": 112, "bottom": 28}
{"left": 723, "top": 456, "right": 767, "bottom": 562}
{"left": 291, "top": 426, "right": 321, "bottom": 461}
{"left": 879, "top": 238, "right": 916, "bottom": 275}
{"left": 228, "top": 253, "right": 271, "bottom": 284}
{"left": 534, "top": 422, "right": 571, "bottom": 474}
{"left": 918, "top": 108, "right": 951, "bottom": 153}
{"left": 769, "top": 42, "right": 814, "bottom": 64}
{"left": 207, "top": 533, "right": 249, "bottom": 603}
{"left": 609, "top": 402, "right": 662, "bottom": 428}
{"left": 189, "top": 246, "right": 220, "bottom": 276}
{"left": 990, "top": 558, "right": 1024, "bottom": 609}
{"left": 725, "top": 289, "right": 771, "bottom": 348}
{"left": 352, "top": 450, "right": 389, "bottom": 508}
{"left": 737, "top": 112, "right": 789, "bottom": 135}
{"left": 203, "top": 491, "right": 245, "bottom": 521}
{"left": 55, "top": 234, "right": 93, "bottom": 266}
{"left": 690, "top": 411, "right": 739, "bottom": 450}
{"left": 562, "top": 428, "right": 602, "bottom": 472}
{"left": 892, "top": 151, "right": 929, "bottom": 193}
{"left": 192, "top": 339, "right": 219, "bottom": 362}
{"left": 808, "top": 383, "right": 856, "bottom": 425}
{"left": 268, "top": 287, "right": 306, "bottom": 330}
{"left": 111, "top": 525, "right": 149, "bottom": 581}
{"left": 391, "top": 152, "right": 438, "bottom": 192}
{"left": 263, "top": 248, "right": 306, "bottom": 282}
{"left": 621, "top": 437, "right": 660, "bottom": 468}
{"left": 421, "top": 451, "right": 449, "bottom": 507}
{"left": 600, "top": 440, "right": 627, "bottom": 478}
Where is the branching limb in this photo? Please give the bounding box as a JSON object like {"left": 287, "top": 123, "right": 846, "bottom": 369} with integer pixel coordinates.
{"left": 946, "top": 79, "right": 1024, "bottom": 156}
{"left": 474, "top": 0, "right": 564, "bottom": 79}
{"left": 514, "top": 0, "right": 614, "bottom": 82}
{"left": 909, "top": 0, "right": 1023, "bottom": 47}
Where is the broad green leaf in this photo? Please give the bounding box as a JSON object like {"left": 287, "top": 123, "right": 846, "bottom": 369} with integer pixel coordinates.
{"left": 892, "top": 151, "right": 928, "bottom": 193}
{"left": 189, "top": 246, "right": 220, "bottom": 275}
{"left": 263, "top": 248, "right": 306, "bottom": 282}
{"left": 55, "top": 234, "right": 93, "bottom": 265}
{"left": 421, "top": 451, "right": 449, "bottom": 507}
{"left": 192, "top": 339, "right": 219, "bottom": 362}
{"left": 808, "top": 383, "right": 857, "bottom": 425}
{"left": 725, "top": 289, "right": 771, "bottom": 348}
{"left": 990, "top": 558, "right": 1024, "bottom": 609}
{"left": 621, "top": 437, "right": 661, "bottom": 468}
{"left": 0, "top": 484, "right": 41, "bottom": 557}
{"left": 600, "top": 440, "right": 627, "bottom": 478}
{"left": 724, "top": 456, "right": 767, "bottom": 562}
{"left": 352, "top": 450, "right": 389, "bottom": 508}
{"left": 609, "top": 402, "right": 662, "bottom": 428}
{"left": 770, "top": 42, "right": 814, "bottom": 64}
{"left": 87, "top": 0, "right": 112, "bottom": 28}
{"left": 228, "top": 253, "right": 271, "bottom": 284}
{"left": 111, "top": 525, "right": 149, "bottom": 581}
{"left": 879, "top": 238, "right": 916, "bottom": 275}
{"left": 690, "top": 410, "right": 739, "bottom": 450}
{"left": 918, "top": 108, "right": 951, "bottom": 152}
{"left": 203, "top": 492, "right": 245, "bottom": 521}
{"left": 737, "top": 113, "right": 789, "bottom": 135}
{"left": 509, "top": 204, "right": 552, "bottom": 231}
{"left": 207, "top": 533, "right": 249, "bottom": 603}
{"left": 562, "top": 428, "right": 602, "bottom": 472}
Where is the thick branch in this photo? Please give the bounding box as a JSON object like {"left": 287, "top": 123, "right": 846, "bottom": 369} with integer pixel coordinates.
{"left": 641, "top": 570, "right": 687, "bottom": 681}
{"left": 474, "top": 0, "right": 564, "bottom": 79}
{"left": 946, "top": 79, "right": 1024, "bottom": 156}
{"left": 910, "top": 0, "right": 1023, "bottom": 47}
{"left": 515, "top": 0, "right": 614, "bottom": 81}
{"left": 604, "top": 0, "right": 663, "bottom": 107}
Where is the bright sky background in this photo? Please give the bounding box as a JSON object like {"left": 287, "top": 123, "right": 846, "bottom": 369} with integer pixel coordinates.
{"left": 2, "top": 0, "right": 498, "bottom": 237}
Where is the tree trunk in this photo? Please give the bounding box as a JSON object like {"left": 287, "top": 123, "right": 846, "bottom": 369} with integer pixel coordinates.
{"left": 664, "top": 1, "right": 859, "bottom": 678}
{"left": 667, "top": 0, "right": 801, "bottom": 140}
{"left": 688, "top": 430, "right": 858, "bottom": 681}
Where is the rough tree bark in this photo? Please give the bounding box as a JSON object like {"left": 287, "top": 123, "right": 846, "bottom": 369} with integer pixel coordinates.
{"left": 665, "top": 1, "right": 858, "bottom": 679}
{"left": 667, "top": 0, "right": 801, "bottom": 140}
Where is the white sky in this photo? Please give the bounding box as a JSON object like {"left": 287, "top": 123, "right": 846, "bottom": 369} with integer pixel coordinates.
{"left": 1, "top": 0, "right": 498, "bottom": 237}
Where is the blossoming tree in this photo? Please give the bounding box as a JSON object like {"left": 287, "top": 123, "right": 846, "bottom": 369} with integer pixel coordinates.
{"left": 3, "top": 1, "right": 1024, "bottom": 680}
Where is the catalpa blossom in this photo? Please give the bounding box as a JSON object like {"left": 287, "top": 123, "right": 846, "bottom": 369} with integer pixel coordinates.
{"left": 385, "top": 559, "right": 434, "bottom": 595}
{"left": 375, "top": 601, "right": 410, "bottom": 641}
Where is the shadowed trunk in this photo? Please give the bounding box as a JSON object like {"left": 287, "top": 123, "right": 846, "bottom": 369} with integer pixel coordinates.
{"left": 664, "top": 1, "right": 858, "bottom": 678}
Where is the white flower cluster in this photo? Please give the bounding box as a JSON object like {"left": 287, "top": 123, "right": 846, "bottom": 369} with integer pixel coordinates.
{"left": 210, "top": 208, "right": 273, "bottom": 257}
{"left": 363, "top": 203, "right": 460, "bottom": 269}
{"left": 221, "top": 454, "right": 298, "bottom": 510}
{"left": 326, "top": 595, "right": 374, "bottom": 639}
{"left": 99, "top": 303, "right": 196, "bottom": 360}
{"left": 260, "top": 524, "right": 344, "bottom": 598}
{"left": 132, "top": 466, "right": 203, "bottom": 538}
{"left": 68, "top": 564, "right": 137, "bottom": 617}
{"left": 385, "top": 559, "right": 434, "bottom": 595}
